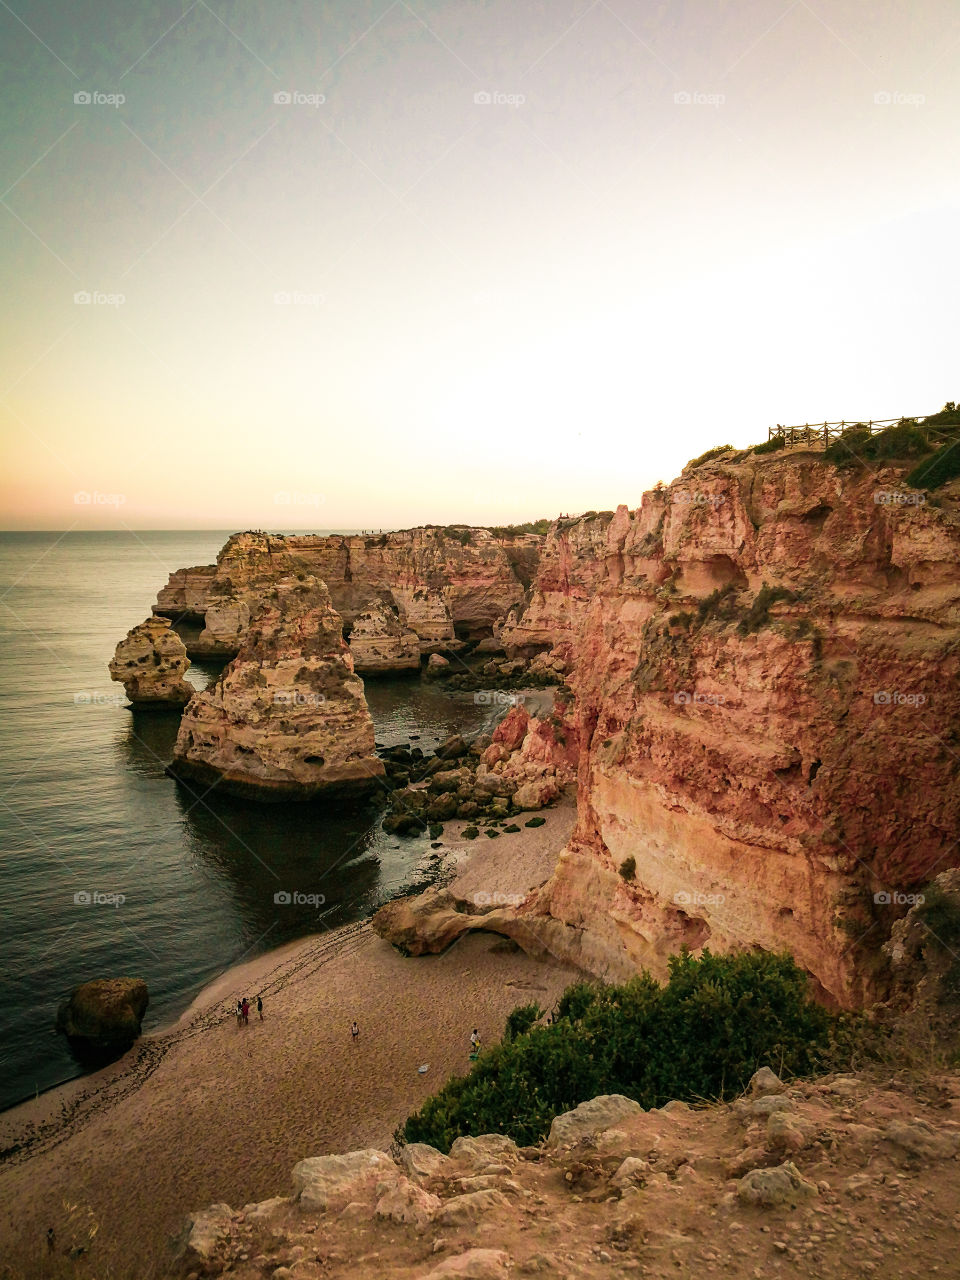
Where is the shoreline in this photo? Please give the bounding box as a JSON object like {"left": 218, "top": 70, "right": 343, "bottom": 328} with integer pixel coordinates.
{"left": 0, "top": 800, "right": 578, "bottom": 1276}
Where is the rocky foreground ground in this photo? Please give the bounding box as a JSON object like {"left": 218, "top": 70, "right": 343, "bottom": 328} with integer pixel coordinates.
{"left": 177, "top": 1066, "right": 960, "bottom": 1280}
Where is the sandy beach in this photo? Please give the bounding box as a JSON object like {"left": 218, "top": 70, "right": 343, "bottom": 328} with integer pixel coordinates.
{"left": 0, "top": 802, "right": 578, "bottom": 1278}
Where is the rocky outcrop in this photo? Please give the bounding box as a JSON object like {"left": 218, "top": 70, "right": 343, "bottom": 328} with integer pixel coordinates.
{"left": 55, "top": 978, "right": 148, "bottom": 1050}
{"left": 152, "top": 564, "right": 218, "bottom": 623}
{"left": 153, "top": 527, "right": 540, "bottom": 661}
{"left": 170, "top": 574, "right": 384, "bottom": 801}
{"left": 348, "top": 600, "right": 421, "bottom": 674}
{"left": 189, "top": 533, "right": 312, "bottom": 659}
{"left": 486, "top": 454, "right": 960, "bottom": 1007}
{"left": 177, "top": 1070, "right": 960, "bottom": 1280}
{"left": 108, "top": 616, "right": 193, "bottom": 708}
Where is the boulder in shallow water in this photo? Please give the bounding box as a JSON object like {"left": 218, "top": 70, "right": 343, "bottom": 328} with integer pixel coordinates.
{"left": 55, "top": 977, "right": 149, "bottom": 1050}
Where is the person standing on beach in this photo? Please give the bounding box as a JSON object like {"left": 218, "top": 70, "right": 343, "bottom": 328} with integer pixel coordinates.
{"left": 470, "top": 1028, "right": 481, "bottom": 1055}
{"left": 350, "top": 1020, "right": 359, "bottom": 1042}
{"left": 241, "top": 997, "right": 250, "bottom": 1026}
{"left": 257, "top": 994, "right": 263, "bottom": 1021}
{"left": 235, "top": 999, "right": 242, "bottom": 1028}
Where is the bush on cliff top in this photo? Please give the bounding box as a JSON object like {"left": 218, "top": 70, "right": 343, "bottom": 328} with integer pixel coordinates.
{"left": 686, "top": 444, "right": 734, "bottom": 470}
{"left": 906, "top": 441, "right": 960, "bottom": 492}
{"left": 403, "top": 949, "right": 836, "bottom": 1151}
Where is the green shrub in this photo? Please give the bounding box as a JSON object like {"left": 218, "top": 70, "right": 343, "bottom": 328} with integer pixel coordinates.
{"left": 489, "top": 519, "right": 552, "bottom": 538}
{"left": 696, "top": 583, "right": 738, "bottom": 626}
{"left": 825, "top": 420, "right": 930, "bottom": 468}
{"left": 753, "top": 435, "right": 786, "bottom": 454}
{"left": 737, "top": 584, "right": 799, "bottom": 635}
{"left": 505, "top": 1002, "right": 542, "bottom": 1041}
{"left": 619, "top": 855, "right": 637, "bottom": 881}
{"left": 906, "top": 441, "right": 960, "bottom": 491}
{"left": 403, "top": 950, "right": 836, "bottom": 1150}
{"left": 687, "top": 444, "right": 734, "bottom": 470}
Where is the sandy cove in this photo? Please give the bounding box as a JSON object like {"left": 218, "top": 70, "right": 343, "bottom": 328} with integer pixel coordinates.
{"left": 0, "top": 802, "right": 578, "bottom": 1277}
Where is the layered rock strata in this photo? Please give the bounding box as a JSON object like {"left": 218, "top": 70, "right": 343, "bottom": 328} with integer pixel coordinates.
{"left": 152, "top": 564, "right": 217, "bottom": 622}
{"left": 108, "top": 615, "right": 193, "bottom": 708}
{"left": 380, "top": 453, "right": 960, "bottom": 1008}
{"left": 348, "top": 599, "right": 421, "bottom": 674}
{"left": 170, "top": 574, "right": 384, "bottom": 801}
{"left": 154, "top": 527, "right": 540, "bottom": 661}
{"left": 506, "top": 455, "right": 960, "bottom": 1006}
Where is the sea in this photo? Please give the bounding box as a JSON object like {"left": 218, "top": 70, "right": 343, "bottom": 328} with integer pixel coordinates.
{"left": 0, "top": 530, "right": 497, "bottom": 1111}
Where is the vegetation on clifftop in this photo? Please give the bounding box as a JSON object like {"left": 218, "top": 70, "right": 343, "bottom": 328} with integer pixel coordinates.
{"left": 404, "top": 949, "right": 838, "bottom": 1151}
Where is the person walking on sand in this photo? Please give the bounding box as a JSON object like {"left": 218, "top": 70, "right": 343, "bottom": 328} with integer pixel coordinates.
{"left": 351, "top": 1020, "right": 360, "bottom": 1043}
{"left": 241, "top": 997, "right": 250, "bottom": 1026}
{"left": 235, "top": 999, "right": 242, "bottom": 1028}
{"left": 257, "top": 994, "right": 263, "bottom": 1021}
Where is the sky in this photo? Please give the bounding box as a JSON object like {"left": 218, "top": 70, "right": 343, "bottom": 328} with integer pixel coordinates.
{"left": 1, "top": 0, "right": 958, "bottom": 530}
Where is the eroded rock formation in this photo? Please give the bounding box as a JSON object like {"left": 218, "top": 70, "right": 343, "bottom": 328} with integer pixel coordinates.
{"left": 348, "top": 600, "right": 421, "bottom": 674}
{"left": 170, "top": 573, "right": 384, "bottom": 800}
{"left": 108, "top": 615, "right": 193, "bottom": 708}
{"left": 152, "top": 564, "right": 217, "bottom": 622}
{"left": 154, "top": 527, "right": 540, "bottom": 661}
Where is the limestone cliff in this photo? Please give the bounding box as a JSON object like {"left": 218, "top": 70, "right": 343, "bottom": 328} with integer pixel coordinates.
{"left": 170, "top": 574, "right": 384, "bottom": 800}
{"left": 108, "top": 616, "right": 193, "bottom": 708}
{"left": 501, "top": 452, "right": 960, "bottom": 1006}
{"left": 154, "top": 527, "right": 539, "bottom": 662}
{"left": 152, "top": 564, "right": 217, "bottom": 623}
{"left": 348, "top": 599, "right": 421, "bottom": 674}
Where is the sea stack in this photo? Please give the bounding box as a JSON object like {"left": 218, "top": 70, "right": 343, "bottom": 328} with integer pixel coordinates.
{"left": 108, "top": 615, "right": 193, "bottom": 708}
{"left": 348, "top": 599, "right": 421, "bottom": 674}
{"left": 170, "top": 573, "right": 385, "bottom": 801}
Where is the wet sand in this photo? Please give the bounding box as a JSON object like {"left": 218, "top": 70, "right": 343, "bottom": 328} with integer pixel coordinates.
{"left": 0, "top": 802, "right": 577, "bottom": 1277}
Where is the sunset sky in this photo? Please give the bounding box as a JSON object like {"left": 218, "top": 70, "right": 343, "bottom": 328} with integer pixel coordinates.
{"left": 1, "top": 0, "right": 958, "bottom": 530}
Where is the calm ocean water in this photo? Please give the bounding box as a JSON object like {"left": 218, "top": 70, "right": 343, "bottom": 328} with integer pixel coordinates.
{"left": 0, "top": 531, "right": 495, "bottom": 1111}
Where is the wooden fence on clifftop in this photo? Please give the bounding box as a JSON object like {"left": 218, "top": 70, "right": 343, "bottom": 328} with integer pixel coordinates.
{"left": 767, "top": 413, "right": 951, "bottom": 449}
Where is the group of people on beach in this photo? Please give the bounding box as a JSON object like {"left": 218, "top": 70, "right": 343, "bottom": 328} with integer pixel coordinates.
{"left": 235, "top": 995, "right": 263, "bottom": 1026}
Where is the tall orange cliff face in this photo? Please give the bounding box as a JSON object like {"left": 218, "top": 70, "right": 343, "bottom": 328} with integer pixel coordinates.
{"left": 508, "top": 453, "right": 960, "bottom": 1007}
